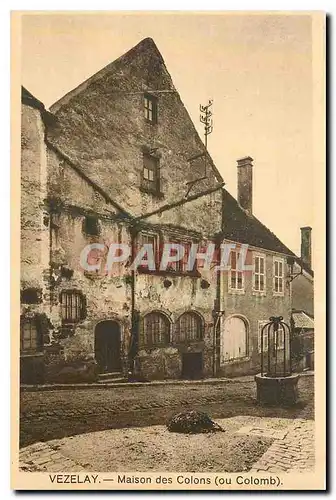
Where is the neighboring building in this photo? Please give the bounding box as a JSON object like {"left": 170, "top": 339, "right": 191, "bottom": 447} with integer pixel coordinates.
{"left": 20, "top": 88, "right": 54, "bottom": 383}
{"left": 292, "top": 227, "right": 314, "bottom": 317}
{"left": 20, "top": 37, "right": 312, "bottom": 384}
{"left": 291, "top": 309, "right": 314, "bottom": 371}
{"left": 291, "top": 227, "right": 314, "bottom": 370}
{"left": 215, "top": 157, "right": 295, "bottom": 377}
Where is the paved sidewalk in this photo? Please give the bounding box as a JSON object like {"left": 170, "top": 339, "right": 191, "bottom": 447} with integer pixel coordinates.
{"left": 251, "top": 404, "right": 315, "bottom": 473}
{"left": 19, "top": 442, "right": 87, "bottom": 472}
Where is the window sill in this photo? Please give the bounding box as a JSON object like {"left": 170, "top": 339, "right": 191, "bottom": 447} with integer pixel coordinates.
{"left": 139, "top": 186, "right": 164, "bottom": 199}
{"left": 61, "top": 321, "right": 83, "bottom": 327}
{"left": 220, "top": 356, "right": 250, "bottom": 365}
{"left": 139, "top": 344, "right": 170, "bottom": 350}
{"left": 144, "top": 118, "right": 158, "bottom": 126}
{"left": 20, "top": 351, "right": 44, "bottom": 358}
{"left": 273, "top": 292, "right": 285, "bottom": 297}
{"left": 173, "top": 340, "right": 204, "bottom": 345}
{"left": 252, "top": 290, "right": 267, "bottom": 297}
{"left": 139, "top": 341, "right": 205, "bottom": 349}
{"left": 137, "top": 268, "right": 201, "bottom": 278}
{"left": 258, "top": 349, "right": 285, "bottom": 354}
{"left": 228, "top": 288, "right": 245, "bottom": 295}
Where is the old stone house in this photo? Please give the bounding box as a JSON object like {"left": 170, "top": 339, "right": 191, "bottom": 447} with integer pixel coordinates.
{"left": 21, "top": 38, "right": 224, "bottom": 383}
{"left": 20, "top": 37, "right": 308, "bottom": 383}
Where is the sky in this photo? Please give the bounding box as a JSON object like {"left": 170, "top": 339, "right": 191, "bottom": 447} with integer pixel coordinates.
{"left": 21, "top": 12, "right": 314, "bottom": 256}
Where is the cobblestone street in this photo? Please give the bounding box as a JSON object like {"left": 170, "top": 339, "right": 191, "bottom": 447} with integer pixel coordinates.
{"left": 19, "top": 376, "right": 314, "bottom": 473}
{"left": 20, "top": 375, "right": 313, "bottom": 447}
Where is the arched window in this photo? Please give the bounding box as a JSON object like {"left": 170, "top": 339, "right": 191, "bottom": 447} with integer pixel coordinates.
{"left": 142, "top": 312, "right": 170, "bottom": 346}
{"left": 176, "top": 312, "right": 204, "bottom": 342}
{"left": 220, "top": 316, "right": 248, "bottom": 364}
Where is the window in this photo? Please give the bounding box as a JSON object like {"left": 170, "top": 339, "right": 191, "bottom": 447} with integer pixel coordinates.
{"left": 258, "top": 320, "right": 285, "bottom": 353}
{"left": 83, "top": 215, "right": 100, "bottom": 236}
{"left": 144, "top": 94, "right": 157, "bottom": 123}
{"left": 273, "top": 258, "right": 285, "bottom": 294}
{"left": 220, "top": 316, "right": 247, "bottom": 363}
{"left": 229, "top": 250, "right": 244, "bottom": 291}
{"left": 21, "top": 288, "right": 41, "bottom": 304}
{"left": 175, "top": 312, "right": 203, "bottom": 342}
{"left": 137, "top": 232, "right": 158, "bottom": 270}
{"left": 167, "top": 240, "right": 192, "bottom": 273}
{"left": 253, "top": 253, "right": 266, "bottom": 293}
{"left": 142, "top": 312, "right": 170, "bottom": 346}
{"left": 142, "top": 154, "right": 160, "bottom": 195}
{"left": 20, "top": 318, "right": 42, "bottom": 352}
{"left": 60, "top": 290, "right": 85, "bottom": 324}
{"left": 258, "top": 320, "right": 269, "bottom": 353}
{"left": 275, "top": 326, "right": 285, "bottom": 350}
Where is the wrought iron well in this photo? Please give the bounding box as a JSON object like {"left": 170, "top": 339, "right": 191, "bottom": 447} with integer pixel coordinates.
{"left": 255, "top": 316, "right": 300, "bottom": 406}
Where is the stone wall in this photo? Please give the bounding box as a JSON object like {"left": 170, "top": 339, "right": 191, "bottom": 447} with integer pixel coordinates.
{"left": 47, "top": 38, "right": 223, "bottom": 219}
{"left": 20, "top": 103, "right": 50, "bottom": 383}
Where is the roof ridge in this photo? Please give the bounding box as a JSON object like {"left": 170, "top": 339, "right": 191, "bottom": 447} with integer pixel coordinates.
{"left": 221, "top": 187, "right": 296, "bottom": 257}
{"left": 50, "top": 37, "right": 165, "bottom": 113}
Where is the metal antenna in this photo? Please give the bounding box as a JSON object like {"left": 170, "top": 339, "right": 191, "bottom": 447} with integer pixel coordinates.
{"left": 184, "top": 99, "right": 214, "bottom": 198}
{"left": 200, "top": 99, "right": 213, "bottom": 150}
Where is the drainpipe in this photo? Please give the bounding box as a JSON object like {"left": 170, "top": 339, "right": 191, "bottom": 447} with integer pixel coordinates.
{"left": 128, "top": 226, "right": 137, "bottom": 377}
{"left": 213, "top": 233, "right": 224, "bottom": 377}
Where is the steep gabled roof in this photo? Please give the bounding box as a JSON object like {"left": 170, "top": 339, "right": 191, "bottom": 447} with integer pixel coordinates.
{"left": 22, "top": 86, "right": 45, "bottom": 111}
{"left": 46, "top": 37, "right": 223, "bottom": 217}
{"left": 220, "top": 189, "right": 296, "bottom": 257}
{"left": 21, "top": 86, "right": 55, "bottom": 125}
{"left": 51, "top": 38, "right": 166, "bottom": 113}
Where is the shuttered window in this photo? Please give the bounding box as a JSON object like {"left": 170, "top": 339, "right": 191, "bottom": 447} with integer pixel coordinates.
{"left": 220, "top": 316, "right": 247, "bottom": 363}
{"left": 253, "top": 253, "right": 266, "bottom": 293}
{"left": 273, "top": 258, "right": 285, "bottom": 294}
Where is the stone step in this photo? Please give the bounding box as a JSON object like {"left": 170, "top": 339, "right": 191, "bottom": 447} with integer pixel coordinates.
{"left": 98, "top": 371, "right": 123, "bottom": 379}
{"left": 97, "top": 377, "right": 128, "bottom": 384}
{"left": 97, "top": 372, "right": 128, "bottom": 384}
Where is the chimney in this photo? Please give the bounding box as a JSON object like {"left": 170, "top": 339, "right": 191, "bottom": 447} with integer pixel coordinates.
{"left": 300, "top": 226, "right": 312, "bottom": 268}
{"left": 237, "top": 156, "right": 253, "bottom": 215}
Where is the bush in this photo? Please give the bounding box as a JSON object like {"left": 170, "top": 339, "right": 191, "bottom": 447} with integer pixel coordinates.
{"left": 167, "top": 410, "right": 224, "bottom": 434}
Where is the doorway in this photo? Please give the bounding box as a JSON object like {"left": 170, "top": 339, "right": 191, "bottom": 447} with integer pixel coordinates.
{"left": 95, "top": 320, "right": 121, "bottom": 373}
{"left": 181, "top": 352, "right": 203, "bottom": 379}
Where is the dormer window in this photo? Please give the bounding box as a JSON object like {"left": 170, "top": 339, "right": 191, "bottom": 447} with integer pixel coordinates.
{"left": 144, "top": 94, "right": 157, "bottom": 123}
